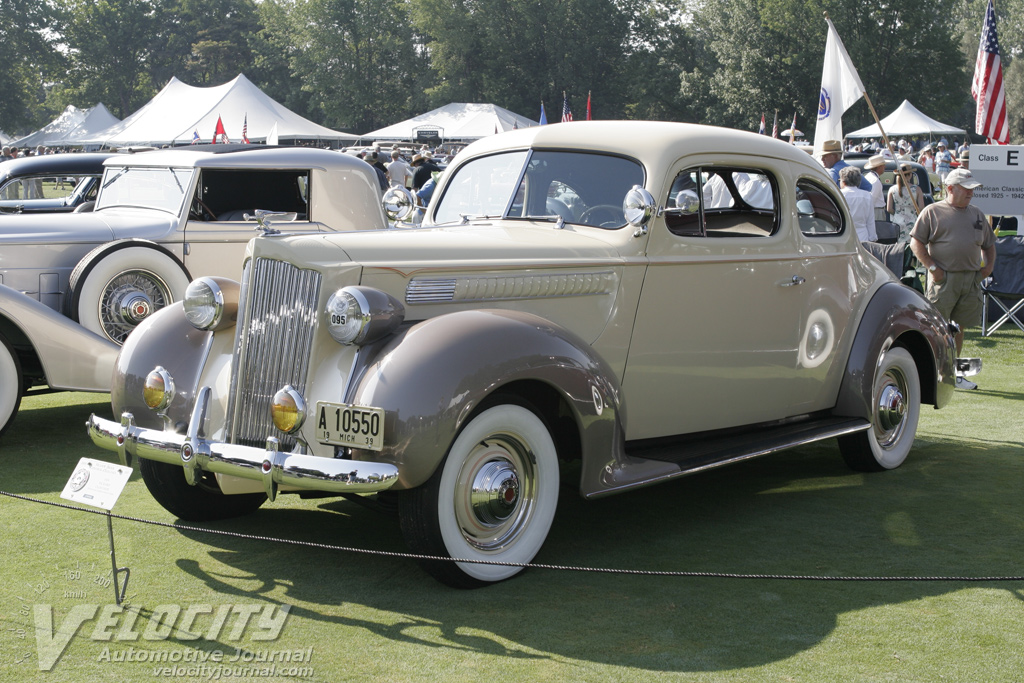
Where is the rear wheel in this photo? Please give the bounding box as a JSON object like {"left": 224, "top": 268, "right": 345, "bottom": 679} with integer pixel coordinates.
{"left": 139, "top": 457, "right": 266, "bottom": 522}
{"left": 399, "top": 400, "right": 560, "bottom": 588}
{"left": 0, "top": 334, "right": 23, "bottom": 437}
{"left": 839, "top": 346, "right": 920, "bottom": 471}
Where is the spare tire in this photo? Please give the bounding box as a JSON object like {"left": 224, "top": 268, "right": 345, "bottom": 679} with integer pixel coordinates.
{"left": 65, "top": 240, "right": 191, "bottom": 344}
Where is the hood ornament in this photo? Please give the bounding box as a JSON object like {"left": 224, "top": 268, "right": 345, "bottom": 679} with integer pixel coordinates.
{"left": 246, "top": 209, "right": 298, "bottom": 235}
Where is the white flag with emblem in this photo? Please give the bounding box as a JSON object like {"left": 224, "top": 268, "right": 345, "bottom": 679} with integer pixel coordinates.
{"left": 813, "top": 18, "right": 865, "bottom": 156}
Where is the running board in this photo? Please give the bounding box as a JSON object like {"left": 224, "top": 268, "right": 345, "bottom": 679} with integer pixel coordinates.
{"left": 588, "top": 416, "right": 870, "bottom": 498}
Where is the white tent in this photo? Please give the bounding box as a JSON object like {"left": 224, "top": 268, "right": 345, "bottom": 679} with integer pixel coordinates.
{"left": 846, "top": 100, "right": 965, "bottom": 139}
{"left": 0, "top": 130, "right": 11, "bottom": 146}
{"left": 10, "top": 105, "right": 91, "bottom": 149}
{"left": 364, "top": 103, "right": 537, "bottom": 141}
{"left": 80, "top": 74, "right": 357, "bottom": 147}
{"left": 47, "top": 103, "right": 121, "bottom": 147}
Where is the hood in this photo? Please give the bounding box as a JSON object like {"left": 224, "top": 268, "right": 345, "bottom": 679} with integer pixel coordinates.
{"left": 0, "top": 207, "right": 177, "bottom": 245}
{"left": 311, "top": 222, "right": 625, "bottom": 271}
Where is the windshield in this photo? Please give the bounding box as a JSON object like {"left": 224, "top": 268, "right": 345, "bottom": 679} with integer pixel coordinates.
{"left": 96, "top": 166, "right": 195, "bottom": 214}
{"left": 432, "top": 150, "right": 644, "bottom": 229}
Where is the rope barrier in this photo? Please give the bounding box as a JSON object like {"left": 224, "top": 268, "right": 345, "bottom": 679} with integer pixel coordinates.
{"left": 3, "top": 489, "right": 1022, "bottom": 582}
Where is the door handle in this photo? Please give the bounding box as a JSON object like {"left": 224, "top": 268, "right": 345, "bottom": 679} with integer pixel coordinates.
{"left": 780, "top": 275, "right": 805, "bottom": 287}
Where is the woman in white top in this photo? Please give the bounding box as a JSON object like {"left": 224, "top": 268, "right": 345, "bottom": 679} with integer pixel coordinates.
{"left": 886, "top": 165, "right": 923, "bottom": 238}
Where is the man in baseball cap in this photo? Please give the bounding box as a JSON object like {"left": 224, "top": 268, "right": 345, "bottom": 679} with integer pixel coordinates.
{"left": 910, "top": 167, "right": 994, "bottom": 389}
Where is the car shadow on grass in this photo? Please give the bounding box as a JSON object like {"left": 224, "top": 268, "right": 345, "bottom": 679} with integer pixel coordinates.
{"left": 162, "top": 436, "right": 1024, "bottom": 673}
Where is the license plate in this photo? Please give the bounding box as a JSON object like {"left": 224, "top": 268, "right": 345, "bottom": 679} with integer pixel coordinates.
{"left": 315, "top": 402, "right": 385, "bottom": 451}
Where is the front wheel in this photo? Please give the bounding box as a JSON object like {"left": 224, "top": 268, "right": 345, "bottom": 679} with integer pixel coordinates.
{"left": 139, "top": 458, "right": 266, "bottom": 522}
{"left": 839, "top": 346, "right": 921, "bottom": 471}
{"left": 0, "top": 334, "right": 23, "bottom": 438}
{"left": 399, "top": 401, "right": 560, "bottom": 588}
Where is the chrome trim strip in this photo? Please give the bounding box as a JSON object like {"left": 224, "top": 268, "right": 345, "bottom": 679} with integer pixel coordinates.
{"left": 407, "top": 270, "right": 616, "bottom": 304}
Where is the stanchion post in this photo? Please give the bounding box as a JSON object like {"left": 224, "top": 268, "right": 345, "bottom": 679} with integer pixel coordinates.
{"left": 106, "top": 511, "right": 131, "bottom": 606}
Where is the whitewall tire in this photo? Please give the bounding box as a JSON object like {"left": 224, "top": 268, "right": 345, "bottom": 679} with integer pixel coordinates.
{"left": 0, "top": 334, "right": 22, "bottom": 438}
{"left": 399, "top": 400, "right": 560, "bottom": 588}
{"left": 839, "top": 346, "right": 921, "bottom": 471}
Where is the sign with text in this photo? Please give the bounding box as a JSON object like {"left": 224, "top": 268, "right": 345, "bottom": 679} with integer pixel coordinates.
{"left": 970, "top": 144, "right": 1024, "bottom": 216}
{"left": 60, "top": 458, "right": 133, "bottom": 511}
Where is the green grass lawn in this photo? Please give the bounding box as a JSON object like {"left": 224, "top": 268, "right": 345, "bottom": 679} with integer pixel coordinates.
{"left": 2, "top": 328, "right": 1023, "bottom": 682}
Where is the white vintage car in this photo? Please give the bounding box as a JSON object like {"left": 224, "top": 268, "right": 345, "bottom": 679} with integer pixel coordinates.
{"left": 0, "top": 145, "right": 387, "bottom": 437}
{"left": 87, "top": 121, "right": 957, "bottom": 587}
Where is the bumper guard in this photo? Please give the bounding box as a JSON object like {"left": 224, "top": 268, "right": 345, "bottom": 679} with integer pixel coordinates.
{"left": 86, "top": 387, "right": 399, "bottom": 501}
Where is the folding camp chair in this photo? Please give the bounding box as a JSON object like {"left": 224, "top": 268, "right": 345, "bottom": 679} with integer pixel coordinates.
{"left": 981, "top": 236, "right": 1024, "bottom": 336}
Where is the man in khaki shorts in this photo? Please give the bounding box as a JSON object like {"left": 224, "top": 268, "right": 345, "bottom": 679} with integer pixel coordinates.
{"left": 910, "top": 168, "right": 996, "bottom": 389}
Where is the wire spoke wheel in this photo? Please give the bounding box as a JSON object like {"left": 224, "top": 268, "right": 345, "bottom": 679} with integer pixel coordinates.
{"left": 97, "top": 269, "right": 174, "bottom": 344}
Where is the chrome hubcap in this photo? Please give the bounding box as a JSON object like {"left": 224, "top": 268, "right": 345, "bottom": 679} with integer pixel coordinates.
{"left": 875, "top": 369, "right": 908, "bottom": 448}
{"left": 470, "top": 460, "right": 520, "bottom": 525}
{"left": 118, "top": 291, "right": 154, "bottom": 324}
{"left": 455, "top": 435, "right": 536, "bottom": 552}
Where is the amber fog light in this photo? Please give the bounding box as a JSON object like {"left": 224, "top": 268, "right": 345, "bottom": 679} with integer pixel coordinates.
{"left": 143, "top": 366, "right": 175, "bottom": 411}
{"left": 271, "top": 386, "right": 306, "bottom": 434}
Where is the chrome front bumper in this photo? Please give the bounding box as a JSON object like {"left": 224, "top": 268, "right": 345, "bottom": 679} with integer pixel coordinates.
{"left": 86, "top": 387, "right": 399, "bottom": 501}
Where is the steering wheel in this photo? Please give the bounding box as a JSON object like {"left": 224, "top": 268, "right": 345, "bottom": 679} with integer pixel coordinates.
{"left": 190, "top": 197, "right": 218, "bottom": 221}
{"left": 579, "top": 204, "right": 623, "bottom": 227}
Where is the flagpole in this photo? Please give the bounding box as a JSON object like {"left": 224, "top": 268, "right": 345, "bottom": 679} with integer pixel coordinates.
{"left": 823, "top": 12, "right": 920, "bottom": 214}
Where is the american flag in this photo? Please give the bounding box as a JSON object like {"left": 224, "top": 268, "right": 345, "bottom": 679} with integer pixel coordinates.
{"left": 771, "top": 111, "right": 778, "bottom": 138}
{"left": 561, "top": 93, "right": 572, "bottom": 122}
{"left": 758, "top": 114, "right": 765, "bottom": 135}
{"left": 242, "top": 114, "right": 250, "bottom": 144}
{"left": 586, "top": 91, "right": 592, "bottom": 121}
{"left": 972, "top": 0, "right": 1008, "bottom": 144}
{"left": 191, "top": 130, "right": 200, "bottom": 144}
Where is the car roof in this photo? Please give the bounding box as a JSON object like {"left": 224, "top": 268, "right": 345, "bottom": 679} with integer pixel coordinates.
{"left": 453, "top": 121, "right": 829, "bottom": 179}
{"left": 102, "top": 145, "right": 368, "bottom": 172}
{"left": 0, "top": 153, "right": 115, "bottom": 181}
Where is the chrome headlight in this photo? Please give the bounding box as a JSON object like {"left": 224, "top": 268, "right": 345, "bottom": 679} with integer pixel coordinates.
{"left": 183, "top": 277, "right": 239, "bottom": 331}
{"left": 325, "top": 286, "right": 405, "bottom": 346}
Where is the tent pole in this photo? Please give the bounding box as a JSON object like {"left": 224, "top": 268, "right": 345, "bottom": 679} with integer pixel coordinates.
{"left": 862, "top": 91, "right": 921, "bottom": 215}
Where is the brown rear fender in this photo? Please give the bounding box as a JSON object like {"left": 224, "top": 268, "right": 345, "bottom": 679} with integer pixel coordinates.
{"left": 834, "top": 282, "right": 956, "bottom": 419}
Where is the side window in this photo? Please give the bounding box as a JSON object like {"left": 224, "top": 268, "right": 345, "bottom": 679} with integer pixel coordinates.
{"left": 197, "top": 169, "right": 311, "bottom": 221}
{"left": 796, "top": 179, "right": 844, "bottom": 236}
{"left": 664, "top": 167, "right": 778, "bottom": 237}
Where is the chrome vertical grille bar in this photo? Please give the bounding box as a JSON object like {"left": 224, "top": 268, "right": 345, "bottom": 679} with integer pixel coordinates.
{"left": 225, "top": 257, "right": 322, "bottom": 449}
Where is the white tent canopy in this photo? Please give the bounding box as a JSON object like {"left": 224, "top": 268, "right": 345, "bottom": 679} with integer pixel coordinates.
{"left": 8, "top": 104, "right": 117, "bottom": 149}
{"left": 364, "top": 103, "right": 537, "bottom": 141}
{"left": 45, "top": 103, "right": 120, "bottom": 147}
{"left": 846, "top": 100, "right": 965, "bottom": 139}
{"left": 80, "top": 74, "right": 357, "bottom": 147}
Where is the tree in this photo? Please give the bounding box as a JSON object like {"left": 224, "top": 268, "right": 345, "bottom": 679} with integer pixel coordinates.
{"left": 676, "top": 0, "right": 965, "bottom": 134}
{"left": 63, "top": 0, "right": 160, "bottom": 118}
{"left": 410, "top": 0, "right": 645, "bottom": 120}
{"left": 0, "top": 0, "right": 63, "bottom": 133}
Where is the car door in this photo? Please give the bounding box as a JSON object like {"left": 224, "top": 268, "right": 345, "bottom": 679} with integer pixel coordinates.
{"left": 621, "top": 156, "right": 814, "bottom": 441}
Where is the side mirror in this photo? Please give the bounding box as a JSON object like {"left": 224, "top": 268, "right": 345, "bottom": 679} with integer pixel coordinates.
{"left": 623, "top": 185, "right": 657, "bottom": 228}
{"left": 674, "top": 189, "right": 700, "bottom": 214}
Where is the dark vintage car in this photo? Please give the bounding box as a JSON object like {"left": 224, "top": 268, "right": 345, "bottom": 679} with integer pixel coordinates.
{"left": 0, "top": 153, "right": 113, "bottom": 214}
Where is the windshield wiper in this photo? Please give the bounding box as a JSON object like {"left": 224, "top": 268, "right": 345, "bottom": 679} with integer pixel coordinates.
{"left": 101, "top": 167, "right": 129, "bottom": 189}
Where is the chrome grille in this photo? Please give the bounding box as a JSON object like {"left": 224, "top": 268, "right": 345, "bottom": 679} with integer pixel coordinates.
{"left": 226, "top": 258, "right": 322, "bottom": 449}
